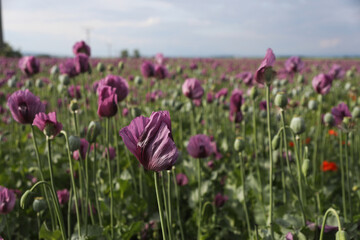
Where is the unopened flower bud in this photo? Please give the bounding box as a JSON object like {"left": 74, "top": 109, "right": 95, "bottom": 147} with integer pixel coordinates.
{"left": 35, "top": 78, "right": 44, "bottom": 88}
{"left": 352, "top": 107, "right": 360, "bottom": 119}
{"left": 20, "top": 190, "right": 34, "bottom": 209}
{"left": 118, "top": 61, "right": 124, "bottom": 70}
{"left": 336, "top": 230, "right": 349, "bottom": 240}
{"left": 69, "top": 99, "right": 79, "bottom": 113}
{"left": 272, "top": 134, "right": 281, "bottom": 150}
{"left": 97, "top": 62, "right": 105, "bottom": 72}
{"left": 346, "top": 70, "right": 354, "bottom": 78}
{"left": 342, "top": 116, "right": 351, "bottom": 125}
{"left": 302, "top": 159, "right": 310, "bottom": 177}
{"left": 264, "top": 67, "right": 275, "bottom": 85}
{"left": 33, "top": 197, "right": 47, "bottom": 212}
{"left": 308, "top": 100, "right": 318, "bottom": 110}
{"left": 107, "top": 64, "right": 114, "bottom": 72}
{"left": 234, "top": 137, "right": 245, "bottom": 152}
{"left": 131, "top": 107, "right": 142, "bottom": 118}
{"left": 274, "top": 92, "right": 287, "bottom": 108}
{"left": 297, "top": 75, "right": 305, "bottom": 84}
{"left": 134, "top": 76, "right": 143, "bottom": 85}
{"left": 87, "top": 121, "right": 101, "bottom": 143}
{"left": 68, "top": 135, "right": 81, "bottom": 151}
{"left": 50, "top": 65, "right": 59, "bottom": 75}
{"left": 250, "top": 87, "right": 258, "bottom": 100}
{"left": 241, "top": 104, "right": 248, "bottom": 113}
{"left": 290, "top": 117, "right": 306, "bottom": 135}
{"left": 324, "top": 113, "right": 334, "bottom": 126}
{"left": 59, "top": 74, "right": 70, "bottom": 85}
{"left": 25, "top": 80, "right": 33, "bottom": 88}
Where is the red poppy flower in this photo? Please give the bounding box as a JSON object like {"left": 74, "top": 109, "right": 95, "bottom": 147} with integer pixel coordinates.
{"left": 322, "top": 161, "right": 338, "bottom": 172}
{"left": 328, "top": 129, "right": 338, "bottom": 136}
{"left": 289, "top": 141, "right": 294, "bottom": 147}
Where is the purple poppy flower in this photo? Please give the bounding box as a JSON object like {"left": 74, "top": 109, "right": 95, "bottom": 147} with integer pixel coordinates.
{"left": 154, "top": 65, "right": 168, "bottom": 80}
{"left": 0, "top": 186, "right": 16, "bottom": 214}
{"left": 97, "top": 75, "right": 129, "bottom": 102}
{"left": 176, "top": 173, "right": 189, "bottom": 186}
{"left": 229, "top": 89, "right": 244, "bottom": 122}
{"left": 155, "top": 53, "right": 165, "bottom": 65}
{"left": 33, "top": 112, "right": 63, "bottom": 138}
{"left": 73, "top": 41, "right": 91, "bottom": 56}
{"left": 7, "top": 90, "right": 45, "bottom": 124}
{"left": 331, "top": 102, "right": 352, "bottom": 125}
{"left": 187, "top": 134, "right": 213, "bottom": 158}
{"left": 73, "top": 138, "right": 89, "bottom": 161}
{"left": 57, "top": 189, "right": 70, "bottom": 205}
{"left": 18, "top": 56, "right": 40, "bottom": 76}
{"left": 312, "top": 73, "right": 332, "bottom": 95}
{"left": 119, "top": 111, "right": 178, "bottom": 171}
{"left": 103, "top": 147, "right": 116, "bottom": 160}
{"left": 74, "top": 53, "right": 90, "bottom": 74}
{"left": 284, "top": 56, "right": 304, "bottom": 74}
{"left": 210, "top": 138, "right": 222, "bottom": 160}
{"left": 214, "top": 193, "right": 228, "bottom": 208}
{"left": 306, "top": 220, "right": 338, "bottom": 233}
{"left": 255, "top": 48, "right": 276, "bottom": 85}
{"left": 97, "top": 86, "right": 118, "bottom": 118}
{"left": 60, "top": 59, "right": 78, "bottom": 78}
{"left": 141, "top": 61, "right": 155, "bottom": 78}
{"left": 182, "top": 78, "right": 204, "bottom": 100}
{"left": 215, "top": 88, "right": 228, "bottom": 100}
{"left": 68, "top": 85, "right": 82, "bottom": 99}
{"left": 189, "top": 62, "right": 198, "bottom": 70}
{"left": 259, "top": 100, "right": 268, "bottom": 111}
{"left": 328, "top": 64, "right": 345, "bottom": 80}
{"left": 207, "top": 92, "right": 214, "bottom": 104}
{"left": 285, "top": 232, "right": 293, "bottom": 240}
{"left": 207, "top": 160, "right": 214, "bottom": 169}
{"left": 122, "top": 108, "right": 129, "bottom": 117}
{"left": 239, "top": 72, "right": 254, "bottom": 86}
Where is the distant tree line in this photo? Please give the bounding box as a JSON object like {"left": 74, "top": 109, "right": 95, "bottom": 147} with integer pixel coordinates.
{"left": 120, "top": 49, "right": 141, "bottom": 59}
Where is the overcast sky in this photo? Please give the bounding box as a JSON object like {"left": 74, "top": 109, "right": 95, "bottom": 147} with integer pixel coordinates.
{"left": 2, "top": 0, "right": 360, "bottom": 57}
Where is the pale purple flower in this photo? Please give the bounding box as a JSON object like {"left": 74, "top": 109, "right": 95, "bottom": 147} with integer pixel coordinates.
{"left": 255, "top": 48, "right": 276, "bottom": 84}
{"left": 0, "top": 186, "right": 16, "bottom": 214}
{"left": 154, "top": 65, "right": 168, "bottom": 80}
{"left": 73, "top": 41, "right": 91, "bottom": 56}
{"left": 187, "top": 134, "right": 213, "bottom": 158}
{"left": 215, "top": 88, "right": 228, "bottom": 100}
{"left": 284, "top": 56, "right": 304, "bottom": 74}
{"left": 60, "top": 59, "right": 78, "bottom": 78}
{"left": 73, "top": 138, "right": 89, "bottom": 161}
{"left": 176, "top": 173, "right": 189, "bottom": 186}
{"left": 331, "top": 102, "right": 352, "bottom": 125}
{"left": 98, "top": 75, "right": 129, "bottom": 102}
{"left": 312, "top": 73, "right": 332, "bottom": 95}
{"left": 97, "top": 86, "right": 118, "bottom": 118}
{"left": 18, "top": 56, "right": 40, "bottom": 76}
{"left": 328, "top": 64, "right": 345, "bottom": 80}
{"left": 57, "top": 189, "right": 70, "bottom": 205}
{"left": 33, "top": 112, "right": 63, "bottom": 138}
{"left": 141, "top": 61, "right": 155, "bottom": 78}
{"left": 74, "top": 53, "right": 90, "bottom": 74}
{"left": 285, "top": 232, "right": 293, "bottom": 240}
{"left": 182, "top": 78, "right": 204, "bottom": 100}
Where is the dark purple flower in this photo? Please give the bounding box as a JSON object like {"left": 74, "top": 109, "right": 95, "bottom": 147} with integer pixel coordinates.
{"left": 239, "top": 72, "right": 254, "bottom": 86}
{"left": 328, "top": 64, "right": 345, "bottom": 80}
{"left": 284, "top": 56, "right": 304, "bottom": 74}
{"left": 18, "top": 56, "right": 40, "bottom": 76}
{"left": 312, "top": 73, "right": 332, "bottom": 95}
{"left": 207, "top": 92, "right": 214, "bottom": 104}
{"left": 331, "top": 102, "right": 352, "bottom": 125}
{"left": 154, "top": 65, "right": 168, "bottom": 80}
{"left": 103, "top": 147, "right": 116, "bottom": 160}
{"left": 285, "top": 232, "right": 293, "bottom": 240}
{"left": 73, "top": 138, "right": 89, "bottom": 161}
{"left": 255, "top": 48, "right": 276, "bottom": 85}
{"left": 0, "top": 186, "right": 16, "bottom": 214}
{"left": 73, "top": 41, "right": 91, "bottom": 56}
{"left": 60, "top": 59, "right": 78, "bottom": 78}
{"left": 68, "top": 85, "right": 82, "bottom": 99}
{"left": 119, "top": 111, "right": 178, "bottom": 171}
{"left": 57, "top": 189, "right": 70, "bottom": 205}
{"left": 7, "top": 90, "right": 45, "bottom": 124}
{"left": 176, "top": 173, "right": 189, "bottom": 186}
{"left": 210, "top": 138, "right": 222, "bottom": 160}
{"left": 33, "top": 112, "right": 63, "bottom": 138}
{"left": 214, "top": 193, "right": 228, "bottom": 208}
{"left": 122, "top": 108, "right": 129, "bottom": 117}
{"left": 74, "top": 53, "right": 90, "bottom": 74}
{"left": 207, "top": 160, "right": 214, "bottom": 169}
{"left": 189, "top": 62, "right": 198, "bottom": 70}
{"left": 259, "top": 100, "right": 268, "bottom": 111}
{"left": 187, "top": 134, "right": 213, "bottom": 158}
{"left": 306, "top": 220, "right": 338, "bottom": 233}
{"left": 98, "top": 75, "right": 129, "bottom": 102}
{"left": 215, "top": 88, "right": 228, "bottom": 100}
{"left": 182, "top": 78, "right": 204, "bottom": 100}
{"left": 97, "top": 86, "right": 118, "bottom": 118}
{"left": 141, "top": 61, "right": 155, "bottom": 78}
{"left": 229, "top": 89, "right": 244, "bottom": 122}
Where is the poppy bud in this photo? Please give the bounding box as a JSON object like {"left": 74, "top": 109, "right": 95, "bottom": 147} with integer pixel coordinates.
{"left": 20, "top": 190, "right": 34, "bottom": 209}
{"left": 324, "top": 113, "right": 334, "bottom": 126}
{"left": 87, "top": 121, "right": 101, "bottom": 143}
{"left": 352, "top": 107, "right": 360, "bottom": 119}
{"left": 241, "top": 104, "right": 248, "bottom": 113}
{"left": 7, "top": 76, "right": 17, "bottom": 88}
{"left": 69, "top": 99, "right": 79, "bottom": 113}
{"left": 274, "top": 92, "right": 287, "bottom": 108}
{"left": 308, "top": 100, "right": 318, "bottom": 110}
{"left": 302, "top": 159, "right": 310, "bottom": 177}
{"left": 107, "top": 64, "right": 114, "bottom": 72}
{"left": 59, "top": 74, "right": 70, "bottom": 85}
{"left": 118, "top": 61, "right": 124, "bottom": 71}
{"left": 250, "top": 87, "right": 258, "bottom": 100}
{"left": 131, "top": 107, "right": 142, "bottom": 118}
{"left": 69, "top": 135, "right": 81, "bottom": 151}
{"left": 97, "top": 62, "right": 105, "bottom": 72}
{"left": 32, "top": 197, "right": 47, "bottom": 212}
{"left": 297, "top": 74, "right": 305, "bottom": 84}
{"left": 290, "top": 117, "right": 306, "bottom": 135}
{"left": 35, "top": 79, "right": 44, "bottom": 88}
{"left": 234, "top": 137, "right": 245, "bottom": 152}
{"left": 336, "top": 230, "right": 349, "bottom": 240}
{"left": 346, "top": 70, "right": 354, "bottom": 78}
{"left": 25, "top": 80, "right": 33, "bottom": 88}
{"left": 342, "top": 117, "right": 351, "bottom": 126}
{"left": 134, "top": 76, "right": 143, "bottom": 85}
{"left": 57, "top": 84, "right": 64, "bottom": 94}
{"left": 272, "top": 134, "right": 281, "bottom": 150}
{"left": 50, "top": 65, "right": 59, "bottom": 75}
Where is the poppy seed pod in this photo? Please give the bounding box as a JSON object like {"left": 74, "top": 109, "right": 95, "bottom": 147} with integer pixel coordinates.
{"left": 250, "top": 87, "right": 258, "bottom": 100}
{"left": 290, "top": 117, "right": 306, "bottom": 135}
{"left": 35, "top": 79, "right": 44, "bottom": 88}
{"left": 324, "top": 113, "right": 334, "bottom": 126}
{"left": 32, "top": 197, "right": 47, "bottom": 212}
{"left": 274, "top": 92, "right": 287, "bottom": 108}
{"left": 336, "top": 230, "right": 349, "bottom": 240}
{"left": 308, "top": 100, "right": 318, "bottom": 111}
{"left": 68, "top": 135, "right": 81, "bottom": 151}
{"left": 59, "top": 74, "right": 70, "bottom": 86}
{"left": 50, "top": 65, "right": 59, "bottom": 75}
{"left": 118, "top": 61, "right": 124, "bottom": 71}
{"left": 134, "top": 76, "right": 143, "bottom": 85}
{"left": 302, "top": 159, "right": 310, "bottom": 177}
{"left": 69, "top": 99, "right": 79, "bottom": 113}
{"left": 272, "top": 134, "right": 281, "bottom": 150}
{"left": 351, "top": 107, "right": 360, "bottom": 119}
{"left": 87, "top": 121, "right": 101, "bottom": 143}
{"left": 96, "top": 62, "right": 105, "bottom": 72}
{"left": 234, "top": 137, "right": 245, "bottom": 152}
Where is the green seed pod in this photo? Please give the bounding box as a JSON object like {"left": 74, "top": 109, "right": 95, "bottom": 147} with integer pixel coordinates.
{"left": 290, "top": 117, "right": 306, "bottom": 135}
{"left": 118, "top": 61, "right": 124, "bottom": 70}
{"left": 24, "top": 80, "right": 33, "bottom": 88}
{"left": 352, "top": 107, "right": 360, "bottom": 119}
{"left": 50, "top": 65, "right": 59, "bottom": 75}
{"left": 96, "top": 62, "right": 105, "bottom": 72}
{"left": 336, "top": 230, "right": 349, "bottom": 240}
{"left": 241, "top": 104, "right": 248, "bottom": 113}
{"left": 131, "top": 107, "right": 142, "bottom": 118}
{"left": 308, "top": 100, "right": 318, "bottom": 111}
{"left": 57, "top": 83, "right": 64, "bottom": 94}
{"left": 250, "top": 87, "right": 258, "bottom": 100}
{"left": 272, "top": 134, "right": 281, "bottom": 150}
{"left": 69, "top": 99, "right": 79, "bottom": 113}
{"left": 59, "top": 74, "right": 70, "bottom": 85}
{"left": 32, "top": 197, "right": 47, "bottom": 212}
{"left": 134, "top": 76, "right": 143, "bottom": 85}
{"left": 234, "top": 137, "right": 245, "bottom": 152}
{"left": 264, "top": 67, "right": 275, "bottom": 85}
{"left": 297, "top": 74, "right": 305, "bottom": 84}
{"left": 68, "top": 135, "right": 81, "bottom": 151}
{"left": 7, "top": 77, "right": 17, "bottom": 88}
{"left": 35, "top": 78, "right": 44, "bottom": 88}
{"left": 107, "top": 64, "right": 114, "bottom": 72}
{"left": 176, "top": 66, "right": 183, "bottom": 75}
{"left": 274, "top": 92, "right": 287, "bottom": 108}
{"left": 20, "top": 190, "right": 34, "bottom": 209}
{"left": 324, "top": 113, "right": 334, "bottom": 126}
{"left": 87, "top": 121, "right": 102, "bottom": 143}
{"left": 302, "top": 159, "right": 310, "bottom": 177}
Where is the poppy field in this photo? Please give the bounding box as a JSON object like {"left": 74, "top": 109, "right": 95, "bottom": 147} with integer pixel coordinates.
{"left": 0, "top": 42, "right": 360, "bottom": 240}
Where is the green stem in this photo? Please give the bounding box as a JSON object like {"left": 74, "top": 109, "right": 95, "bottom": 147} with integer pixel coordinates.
{"left": 319, "top": 208, "right": 343, "bottom": 240}
{"left": 197, "top": 158, "right": 202, "bottom": 240}
{"left": 172, "top": 168, "right": 185, "bottom": 240}
{"left": 113, "top": 117, "right": 121, "bottom": 178}
{"left": 312, "top": 96, "right": 322, "bottom": 185}
{"left": 162, "top": 173, "right": 172, "bottom": 240}
{"left": 92, "top": 143, "right": 103, "bottom": 226}
{"left": 279, "top": 134, "right": 286, "bottom": 203}
{"left": 294, "top": 135, "right": 304, "bottom": 206}
{"left": 154, "top": 172, "right": 167, "bottom": 240}
{"left": 67, "top": 187, "right": 72, "bottom": 237}
{"left": 345, "top": 133, "right": 352, "bottom": 222}
{"left": 239, "top": 152, "right": 251, "bottom": 238}
{"left": 73, "top": 112, "right": 79, "bottom": 136}
{"left": 46, "top": 137, "right": 67, "bottom": 240}
{"left": 339, "top": 132, "right": 347, "bottom": 221}
{"left": 62, "top": 130, "right": 81, "bottom": 238}
{"left": 4, "top": 215, "right": 11, "bottom": 240}
{"left": 84, "top": 144, "right": 91, "bottom": 235}
{"left": 106, "top": 118, "right": 114, "bottom": 239}
{"left": 265, "top": 84, "right": 274, "bottom": 239}
{"left": 167, "top": 171, "right": 173, "bottom": 240}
